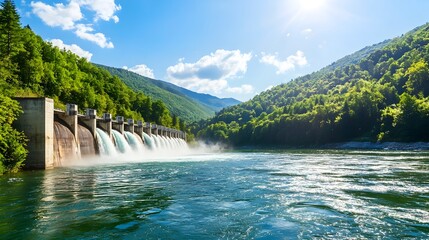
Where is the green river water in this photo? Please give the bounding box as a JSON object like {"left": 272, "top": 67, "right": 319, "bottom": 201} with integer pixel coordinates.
{"left": 0, "top": 150, "right": 428, "bottom": 239}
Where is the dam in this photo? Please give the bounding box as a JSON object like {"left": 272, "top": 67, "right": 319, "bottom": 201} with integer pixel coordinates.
{"left": 13, "top": 98, "right": 187, "bottom": 169}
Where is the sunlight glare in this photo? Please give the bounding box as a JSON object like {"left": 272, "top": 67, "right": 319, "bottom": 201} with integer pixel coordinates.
{"left": 299, "top": 0, "right": 327, "bottom": 12}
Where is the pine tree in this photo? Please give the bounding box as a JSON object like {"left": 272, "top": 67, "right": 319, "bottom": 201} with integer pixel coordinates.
{"left": 0, "top": 0, "right": 22, "bottom": 57}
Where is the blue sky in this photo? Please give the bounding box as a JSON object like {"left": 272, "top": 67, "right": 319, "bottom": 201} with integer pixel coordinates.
{"left": 16, "top": 0, "right": 429, "bottom": 101}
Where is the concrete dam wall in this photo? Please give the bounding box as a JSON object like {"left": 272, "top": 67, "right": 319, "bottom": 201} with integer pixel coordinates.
{"left": 14, "top": 98, "right": 187, "bottom": 169}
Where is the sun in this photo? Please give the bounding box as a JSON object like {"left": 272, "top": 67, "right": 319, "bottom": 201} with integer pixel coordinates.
{"left": 299, "top": 0, "right": 327, "bottom": 12}
{"left": 281, "top": 0, "right": 334, "bottom": 28}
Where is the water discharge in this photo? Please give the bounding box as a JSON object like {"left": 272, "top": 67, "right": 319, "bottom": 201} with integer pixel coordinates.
{"left": 123, "top": 132, "right": 144, "bottom": 152}
{"left": 142, "top": 132, "right": 156, "bottom": 150}
{"left": 112, "top": 130, "right": 133, "bottom": 154}
{"left": 91, "top": 128, "right": 190, "bottom": 163}
{"left": 78, "top": 125, "right": 96, "bottom": 157}
{"left": 95, "top": 128, "right": 117, "bottom": 156}
{"left": 53, "top": 121, "right": 80, "bottom": 166}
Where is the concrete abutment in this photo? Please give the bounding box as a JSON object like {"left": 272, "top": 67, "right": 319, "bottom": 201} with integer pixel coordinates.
{"left": 14, "top": 98, "right": 54, "bottom": 169}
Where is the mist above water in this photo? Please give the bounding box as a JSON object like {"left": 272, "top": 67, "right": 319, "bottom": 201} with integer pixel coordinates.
{"left": 63, "top": 128, "right": 224, "bottom": 167}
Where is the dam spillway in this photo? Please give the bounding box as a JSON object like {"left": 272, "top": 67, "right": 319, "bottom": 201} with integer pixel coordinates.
{"left": 14, "top": 98, "right": 188, "bottom": 169}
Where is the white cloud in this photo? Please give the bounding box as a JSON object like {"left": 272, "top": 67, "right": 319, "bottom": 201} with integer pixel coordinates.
{"left": 260, "top": 51, "right": 308, "bottom": 74}
{"left": 75, "top": 24, "right": 114, "bottom": 48}
{"left": 31, "top": 0, "right": 120, "bottom": 48}
{"left": 50, "top": 39, "right": 92, "bottom": 60}
{"left": 31, "top": 1, "right": 82, "bottom": 30}
{"left": 193, "top": 79, "right": 228, "bottom": 94}
{"left": 170, "top": 78, "right": 229, "bottom": 94}
{"left": 167, "top": 49, "right": 252, "bottom": 94}
{"left": 226, "top": 84, "right": 254, "bottom": 94}
{"left": 123, "top": 64, "right": 155, "bottom": 79}
{"left": 168, "top": 49, "right": 252, "bottom": 81}
{"left": 77, "top": 0, "right": 121, "bottom": 23}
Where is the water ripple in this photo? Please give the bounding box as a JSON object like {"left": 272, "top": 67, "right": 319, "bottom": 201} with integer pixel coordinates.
{"left": 0, "top": 150, "right": 428, "bottom": 239}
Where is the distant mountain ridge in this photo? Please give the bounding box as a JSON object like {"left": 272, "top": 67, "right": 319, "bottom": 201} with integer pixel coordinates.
{"left": 97, "top": 65, "right": 241, "bottom": 122}
{"left": 147, "top": 78, "right": 241, "bottom": 112}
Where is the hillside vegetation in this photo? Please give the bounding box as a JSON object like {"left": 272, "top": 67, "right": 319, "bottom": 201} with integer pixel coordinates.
{"left": 147, "top": 78, "right": 241, "bottom": 112}
{"left": 99, "top": 65, "right": 214, "bottom": 122}
{"left": 100, "top": 65, "right": 241, "bottom": 122}
{"left": 0, "top": 0, "right": 187, "bottom": 174}
{"left": 196, "top": 23, "right": 429, "bottom": 146}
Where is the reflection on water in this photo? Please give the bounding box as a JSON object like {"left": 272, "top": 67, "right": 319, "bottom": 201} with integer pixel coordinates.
{"left": 0, "top": 150, "right": 428, "bottom": 239}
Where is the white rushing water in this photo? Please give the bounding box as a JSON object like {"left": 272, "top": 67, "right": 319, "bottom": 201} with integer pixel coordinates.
{"left": 124, "top": 132, "right": 145, "bottom": 153}
{"left": 142, "top": 132, "right": 156, "bottom": 150}
{"left": 96, "top": 128, "right": 117, "bottom": 156}
{"left": 94, "top": 128, "right": 190, "bottom": 161}
{"left": 112, "top": 130, "right": 133, "bottom": 154}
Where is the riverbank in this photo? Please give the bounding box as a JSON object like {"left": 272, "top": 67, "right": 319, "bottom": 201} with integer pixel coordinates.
{"left": 325, "top": 141, "right": 429, "bottom": 150}
{"left": 235, "top": 141, "right": 429, "bottom": 151}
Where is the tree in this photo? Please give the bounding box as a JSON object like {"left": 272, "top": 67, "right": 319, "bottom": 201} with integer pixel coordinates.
{"left": 0, "top": 0, "right": 22, "bottom": 86}
{"left": 405, "top": 60, "right": 429, "bottom": 96}
{"left": 0, "top": 0, "right": 22, "bottom": 57}
{"left": 150, "top": 100, "right": 172, "bottom": 126}
{"left": 16, "top": 27, "right": 44, "bottom": 88}
{"left": 0, "top": 95, "right": 27, "bottom": 174}
{"left": 172, "top": 115, "right": 180, "bottom": 129}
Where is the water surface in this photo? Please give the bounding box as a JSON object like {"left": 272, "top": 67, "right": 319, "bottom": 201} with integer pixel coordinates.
{"left": 1, "top": 150, "right": 428, "bottom": 239}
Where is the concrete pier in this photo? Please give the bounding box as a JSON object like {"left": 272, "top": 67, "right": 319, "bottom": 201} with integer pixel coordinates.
{"left": 80, "top": 109, "right": 97, "bottom": 138}
{"left": 143, "top": 122, "right": 151, "bottom": 136}
{"left": 14, "top": 98, "right": 54, "bottom": 169}
{"left": 158, "top": 126, "right": 164, "bottom": 136}
{"left": 55, "top": 104, "right": 79, "bottom": 141}
{"left": 112, "top": 116, "right": 124, "bottom": 134}
{"left": 98, "top": 113, "right": 112, "bottom": 138}
{"left": 134, "top": 121, "right": 144, "bottom": 140}
{"left": 125, "top": 119, "right": 134, "bottom": 133}
{"left": 151, "top": 124, "right": 158, "bottom": 136}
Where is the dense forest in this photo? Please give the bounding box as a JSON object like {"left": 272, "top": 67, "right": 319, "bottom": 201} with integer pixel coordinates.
{"left": 0, "top": 0, "right": 188, "bottom": 174}
{"left": 196, "top": 23, "right": 429, "bottom": 146}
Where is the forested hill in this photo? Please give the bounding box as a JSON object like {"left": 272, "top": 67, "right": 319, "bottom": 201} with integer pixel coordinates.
{"left": 99, "top": 65, "right": 241, "bottom": 122}
{"left": 196, "top": 23, "right": 429, "bottom": 146}
{"left": 321, "top": 39, "right": 392, "bottom": 74}
{"left": 0, "top": 0, "right": 187, "bottom": 173}
{"left": 148, "top": 77, "right": 241, "bottom": 112}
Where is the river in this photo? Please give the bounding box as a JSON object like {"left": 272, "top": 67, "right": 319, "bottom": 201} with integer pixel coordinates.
{"left": 1, "top": 150, "right": 428, "bottom": 239}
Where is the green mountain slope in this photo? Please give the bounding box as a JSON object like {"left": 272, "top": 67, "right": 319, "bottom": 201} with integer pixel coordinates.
{"left": 99, "top": 65, "right": 213, "bottom": 122}
{"left": 147, "top": 79, "right": 241, "bottom": 112}
{"left": 99, "top": 65, "right": 241, "bottom": 122}
{"left": 196, "top": 23, "right": 429, "bottom": 146}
